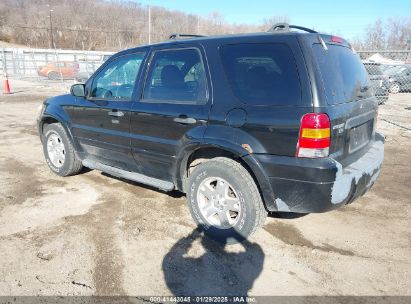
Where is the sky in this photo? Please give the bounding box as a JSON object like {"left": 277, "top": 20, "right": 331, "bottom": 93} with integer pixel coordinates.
{"left": 137, "top": 0, "right": 411, "bottom": 39}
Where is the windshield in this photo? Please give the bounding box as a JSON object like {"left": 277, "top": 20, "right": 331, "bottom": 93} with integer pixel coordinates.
{"left": 387, "top": 66, "right": 407, "bottom": 75}
{"left": 313, "top": 44, "right": 371, "bottom": 104}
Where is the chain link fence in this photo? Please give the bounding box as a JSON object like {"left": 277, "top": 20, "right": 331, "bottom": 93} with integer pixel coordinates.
{"left": 357, "top": 50, "right": 411, "bottom": 104}
{"left": 0, "top": 47, "right": 114, "bottom": 84}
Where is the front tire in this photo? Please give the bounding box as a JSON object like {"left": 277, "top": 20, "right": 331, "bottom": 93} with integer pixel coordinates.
{"left": 187, "top": 157, "right": 267, "bottom": 243}
{"left": 42, "top": 123, "right": 83, "bottom": 176}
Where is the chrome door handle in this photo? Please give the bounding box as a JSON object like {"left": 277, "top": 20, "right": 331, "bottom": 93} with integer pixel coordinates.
{"left": 108, "top": 111, "right": 124, "bottom": 117}
{"left": 174, "top": 117, "right": 197, "bottom": 124}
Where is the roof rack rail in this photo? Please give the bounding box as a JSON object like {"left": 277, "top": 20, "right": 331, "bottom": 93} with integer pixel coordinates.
{"left": 169, "top": 33, "right": 206, "bottom": 40}
{"left": 267, "top": 23, "right": 318, "bottom": 34}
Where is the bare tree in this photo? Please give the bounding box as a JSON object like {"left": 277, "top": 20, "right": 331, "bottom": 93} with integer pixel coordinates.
{"left": 0, "top": 0, "right": 289, "bottom": 50}
{"left": 260, "top": 15, "right": 290, "bottom": 31}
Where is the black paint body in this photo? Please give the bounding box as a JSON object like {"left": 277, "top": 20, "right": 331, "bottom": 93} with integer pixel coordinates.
{"left": 38, "top": 31, "right": 384, "bottom": 213}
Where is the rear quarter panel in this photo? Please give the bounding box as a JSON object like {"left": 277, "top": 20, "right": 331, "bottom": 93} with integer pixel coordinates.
{"left": 204, "top": 34, "right": 314, "bottom": 156}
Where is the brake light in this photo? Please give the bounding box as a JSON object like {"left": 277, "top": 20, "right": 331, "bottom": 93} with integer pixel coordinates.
{"left": 296, "top": 113, "right": 330, "bottom": 158}
{"left": 331, "top": 36, "right": 343, "bottom": 43}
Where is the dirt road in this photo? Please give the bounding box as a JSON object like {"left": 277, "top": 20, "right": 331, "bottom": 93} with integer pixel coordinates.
{"left": 0, "top": 80, "right": 410, "bottom": 296}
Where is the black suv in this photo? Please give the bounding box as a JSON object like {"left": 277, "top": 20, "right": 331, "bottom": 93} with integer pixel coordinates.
{"left": 38, "top": 24, "right": 384, "bottom": 241}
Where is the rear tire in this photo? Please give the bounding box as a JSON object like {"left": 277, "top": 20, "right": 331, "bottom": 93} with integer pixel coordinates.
{"left": 187, "top": 157, "right": 267, "bottom": 243}
{"left": 42, "top": 123, "right": 83, "bottom": 176}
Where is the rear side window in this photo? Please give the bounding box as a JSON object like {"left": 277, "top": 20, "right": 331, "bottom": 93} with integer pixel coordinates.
{"left": 220, "top": 43, "right": 302, "bottom": 106}
{"left": 142, "top": 48, "right": 208, "bottom": 104}
{"left": 313, "top": 44, "right": 371, "bottom": 104}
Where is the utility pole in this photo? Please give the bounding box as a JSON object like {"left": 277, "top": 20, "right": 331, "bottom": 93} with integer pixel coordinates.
{"left": 49, "top": 9, "right": 54, "bottom": 48}
{"left": 47, "top": 2, "right": 54, "bottom": 49}
{"left": 148, "top": 6, "right": 151, "bottom": 44}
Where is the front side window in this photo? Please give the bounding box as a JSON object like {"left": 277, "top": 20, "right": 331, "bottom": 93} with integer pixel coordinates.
{"left": 220, "top": 43, "right": 302, "bottom": 106}
{"left": 90, "top": 52, "right": 145, "bottom": 100}
{"left": 143, "top": 48, "right": 208, "bottom": 104}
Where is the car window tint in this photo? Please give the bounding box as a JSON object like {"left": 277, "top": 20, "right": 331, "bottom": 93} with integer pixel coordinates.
{"left": 313, "top": 44, "right": 371, "bottom": 104}
{"left": 220, "top": 43, "right": 302, "bottom": 106}
{"left": 143, "top": 48, "right": 208, "bottom": 104}
{"left": 91, "top": 52, "right": 145, "bottom": 100}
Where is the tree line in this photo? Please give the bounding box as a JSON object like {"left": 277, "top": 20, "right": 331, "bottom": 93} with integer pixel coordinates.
{"left": 0, "top": 0, "right": 287, "bottom": 50}
{"left": 0, "top": 0, "right": 409, "bottom": 51}
{"left": 351, "top": 18, "right": 411, "bottom": 51}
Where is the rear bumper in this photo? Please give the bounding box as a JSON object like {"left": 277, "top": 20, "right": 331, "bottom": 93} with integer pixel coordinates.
{"left": 250, "top": 134, "right": 384, "bottom": 213}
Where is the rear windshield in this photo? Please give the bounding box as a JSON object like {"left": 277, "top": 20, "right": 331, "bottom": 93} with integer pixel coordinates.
{"left": 313, "top": 44, "right": 371, "bottom": 104}
{"left": 220, "top": 43, "right": 302, "bottom": 106}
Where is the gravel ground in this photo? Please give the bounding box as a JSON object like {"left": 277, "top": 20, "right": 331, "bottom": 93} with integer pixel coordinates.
{"left": 0, "top": 79, "right": 410, "bottom": 297}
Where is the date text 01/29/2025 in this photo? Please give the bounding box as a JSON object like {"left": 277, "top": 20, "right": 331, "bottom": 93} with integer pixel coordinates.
{"left": 149, "top": 296, "right": 256, "bottom": 303}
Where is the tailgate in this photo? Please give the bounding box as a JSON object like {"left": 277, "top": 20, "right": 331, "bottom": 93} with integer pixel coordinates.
{"left": 346, "top": 111, "right": 375, "bottom": 154}
{"left": 326, "top": 99, "right": 377, "bottom": 163}
{"left": 310, "top": 35, "right": 378, "bottom": 162}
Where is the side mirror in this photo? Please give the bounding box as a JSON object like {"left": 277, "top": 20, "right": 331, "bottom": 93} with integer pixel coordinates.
{"left": 70, "top": 84, "right": 85, "bottom": 97}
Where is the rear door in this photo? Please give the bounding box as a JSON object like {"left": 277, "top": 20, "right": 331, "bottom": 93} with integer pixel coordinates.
{"left": 130, "top": 45, "right": 211, "bottom": 181}
{"left": 68, "top": 51, "right": 146, "bottom": 170}
{"left": 307, "top": 35, "right": 378, "bottom": 163}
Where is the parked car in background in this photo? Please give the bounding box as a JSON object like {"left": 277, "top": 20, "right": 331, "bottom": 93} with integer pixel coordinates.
{"left": 387, "top": 64, "right": 411, "bottom": 94}
{"left": 37, "top": 61, "right": 80, "bottom": 80}
{"left": 363, "top": 62, "right": 389, "bottom": 105}
{"left": 380, "top": 64, "right": 402, "bottom": 74}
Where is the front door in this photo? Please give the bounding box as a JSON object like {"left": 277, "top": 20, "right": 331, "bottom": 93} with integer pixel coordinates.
{"left": 130, "top": 45, "right": 211, "bottom": 181}
{"left": 69, "top": 51, "right": 146, "bottom": 170}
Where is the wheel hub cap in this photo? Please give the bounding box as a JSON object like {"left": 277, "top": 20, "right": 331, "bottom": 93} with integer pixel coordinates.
{"left": 197, "top": 177, "right": 242, "bottom": 229}
{"left": 47, "top": 133, "right": 65, "bottom": 168}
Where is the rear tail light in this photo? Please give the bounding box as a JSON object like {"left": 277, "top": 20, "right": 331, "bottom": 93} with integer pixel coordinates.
{"left": 296, "top": 113, "right": 331, "bottom": 158}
